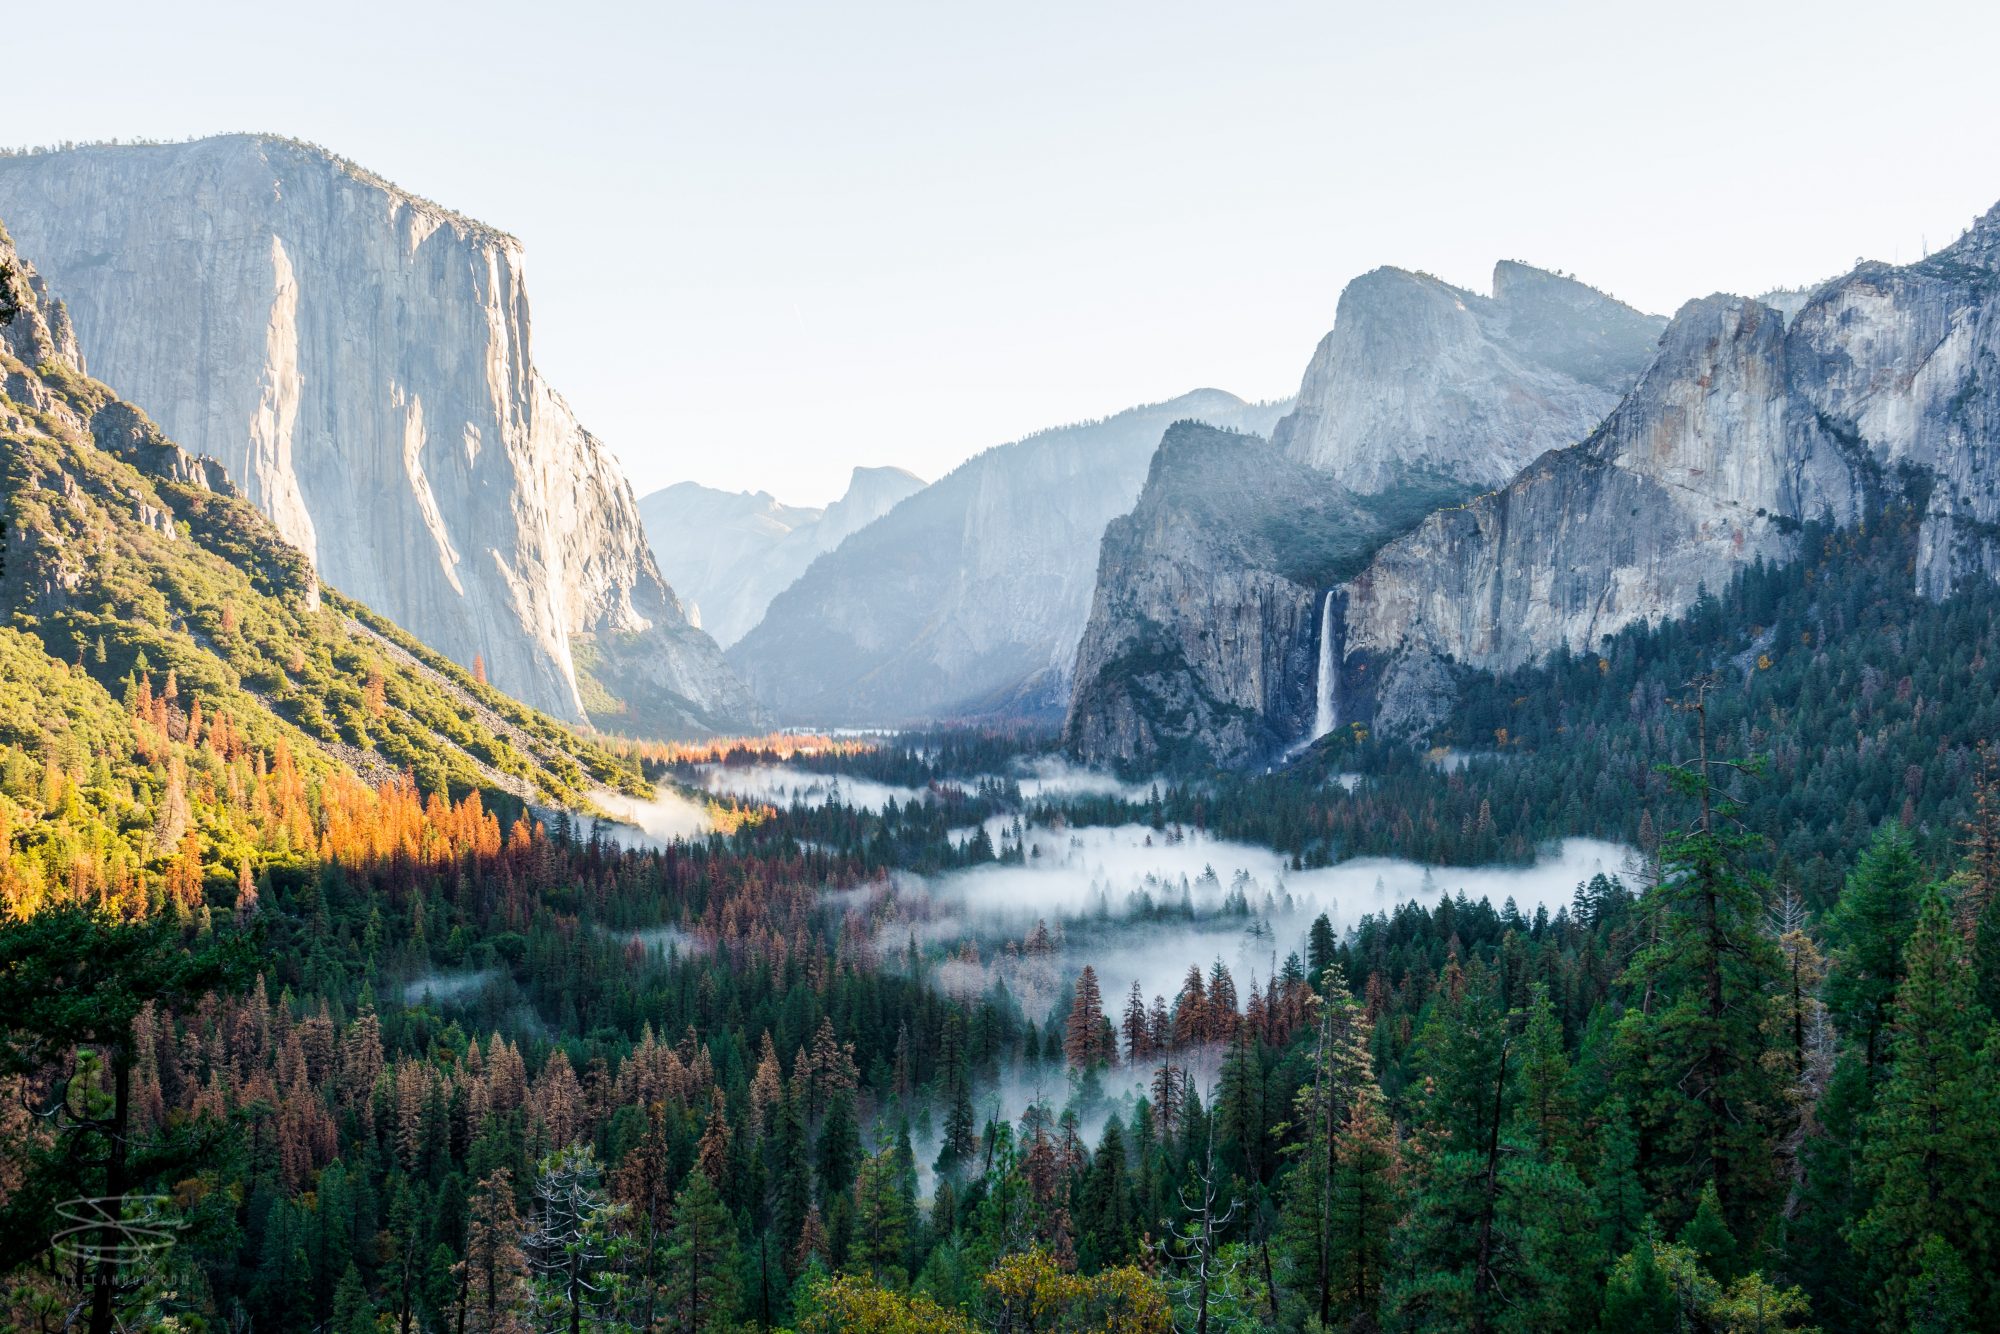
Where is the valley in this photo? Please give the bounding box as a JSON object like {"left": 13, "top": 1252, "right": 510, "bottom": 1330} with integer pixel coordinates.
{"left": 4, "top": 78, "right": 2000, "bottom": 1334}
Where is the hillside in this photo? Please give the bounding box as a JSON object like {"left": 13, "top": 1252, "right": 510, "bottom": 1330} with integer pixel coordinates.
{"left": 0, "top": 221, "right": 644, "bottom": 913}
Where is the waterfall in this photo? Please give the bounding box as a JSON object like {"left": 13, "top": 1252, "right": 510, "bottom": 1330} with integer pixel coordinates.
{"left": 1311, "top": 590, "right": 1339, "bottom": 741}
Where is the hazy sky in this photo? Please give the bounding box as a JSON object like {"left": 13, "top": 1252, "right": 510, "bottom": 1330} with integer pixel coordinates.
{"left": 11, "top": 1, "right": 2000, "bottom": 506}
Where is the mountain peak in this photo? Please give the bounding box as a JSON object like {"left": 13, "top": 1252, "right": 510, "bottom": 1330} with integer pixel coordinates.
{"left": 1273, "top": 259, "right": 1663, "bottom": 492}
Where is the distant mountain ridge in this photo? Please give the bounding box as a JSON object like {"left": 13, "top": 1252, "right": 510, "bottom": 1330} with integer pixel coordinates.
{"left": 1070, "top": 202, "right": 2000, "bottom": 769}
{"left": 640, "top": 465, "right": 926, "bottom": 649}
{"left": 0, "top": 134, "right": 762, "bottom": 738}
{"left": 727, "top": 389, "right": 1291, "bottom": 725}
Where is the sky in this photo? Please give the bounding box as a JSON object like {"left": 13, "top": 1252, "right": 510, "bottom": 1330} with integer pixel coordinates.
{"left": 9, "top": 1, "right": 2000, "bottom": 507}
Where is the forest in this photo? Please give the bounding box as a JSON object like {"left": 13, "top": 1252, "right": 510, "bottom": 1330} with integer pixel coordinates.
{"left": 4, "top": 495, "right": 2000, "bottom": 1333}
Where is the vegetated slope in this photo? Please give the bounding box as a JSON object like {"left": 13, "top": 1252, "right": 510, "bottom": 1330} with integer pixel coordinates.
{"left": 0, "top": 221, "right": 643, "bottom": 902}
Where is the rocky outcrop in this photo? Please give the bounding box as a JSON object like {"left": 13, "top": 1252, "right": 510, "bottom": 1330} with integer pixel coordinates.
{"left": 1064, "top": 423, "right": 1393, "bottom": 768}
{"left": 1067, "top": 262, "right": 1661, "bottom": 767}
{"left": 0, "top": 135, "right": 760, "bottom": 736}
{"left": 1338, "top": 200, "right": 2000, "bottom": 733}
{"left": 640, "top": 464, "right": 925, "bottom": 648}
{"left": 0, "top": 219, "right": 80, "bottom": 370}
{"left": 0, "top": 221, "right": 239, "bottom": 508}
{"left": 728, "top": 389, "right": 1289, "bottom": 725}
{"left": 1272, "top": 262, "right": 1664, "bottom": 491}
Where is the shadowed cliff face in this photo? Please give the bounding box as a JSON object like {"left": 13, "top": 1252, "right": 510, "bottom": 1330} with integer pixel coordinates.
{"left": 0, "top": 135, "right": 761, "bottom": 737}
{"left": 1063, "top": 423, "right": 1401, "bottom": 770}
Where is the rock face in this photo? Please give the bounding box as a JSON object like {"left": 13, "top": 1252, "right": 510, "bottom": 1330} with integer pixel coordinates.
{"left": 1066, "top": 263, "right": 1661, "bottom": 767}
{"left": 729, "top": 389, "right": 1289, "bottom": 724}
{"left": 1064, "top": 423, "right": 1391, "bottom": 768}
{"left": 1273, "top": 262, "right": 1665, "bottom": 491}
{"left": 1341, "top": 295, "right": 1847, "bottom": 673}
{"left": 0, "top": 135, "right": 761, "bottom": 736}
{"left": 640, "top": 465, "right": 925, "bottom": 648}
{"left": 1339, "top": 200, "right": 2000, "bottom": 733}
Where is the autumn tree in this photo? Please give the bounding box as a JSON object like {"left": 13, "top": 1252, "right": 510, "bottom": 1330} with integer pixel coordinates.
{"left": 457, "top": 1169, "right": 530, "bottom": 1334}
{"left": 1064, "top": 965, "right": 1114, "bottom": 1069}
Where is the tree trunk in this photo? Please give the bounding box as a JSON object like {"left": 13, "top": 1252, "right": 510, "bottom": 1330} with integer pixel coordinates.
{"left": 87, "top": 1048, "right": 132, "bottom": 1334}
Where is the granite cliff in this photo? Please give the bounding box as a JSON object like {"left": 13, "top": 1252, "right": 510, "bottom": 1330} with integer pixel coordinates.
{"left": 1064, "top": 422, "right": 1401, "bottom": 768}
{"left": 1066, "top": 263, "right": 1663, "bottom": 767}
{"left": 1337, "top": 206, "right": 2000, "bottom": 735}
{"left": 1272, "top": 261, "right": 1665, "bottom": 491}
{"left": 0, "top": 135, "right": 761, "bottom": 736}
{"left": 0, "top": 217, "right": 644, "bottom": 805}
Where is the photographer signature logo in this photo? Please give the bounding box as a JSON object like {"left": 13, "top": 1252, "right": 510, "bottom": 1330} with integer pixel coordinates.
{"left": 50, "top": 1196, "right": 182, "bottom": 1265}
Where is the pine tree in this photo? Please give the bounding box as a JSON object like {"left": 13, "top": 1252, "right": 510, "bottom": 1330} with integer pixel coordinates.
{"left": 1275, "top": 964, "right": 1383, "bottom": 1329}
{"left": 1122, "top": 980, "right": 1153, "bottom": 1064}
{"left": 612, "top": 1108, "right": 674, "bottom": 1330}
{"left": 1848, "top": 886, "right": 2000, "bottom": 1328}
{"left": 664, "top": 1164, "right": 740, "bottom": 1334}
{"left": 1412, "top": 955, "right": 1509, "bottom": 1152}
{"left": 1591, "top": 1101, "right": 1647, "bottom": 1262}
{"left": 1615, "top": 686, "right": 1787, "bottom": 1235}
{"left": 1824, "top": 822, "right": 1925, "bottom": 1067}
{"left": 1324, "top": 1083, "right": 1399, "bottom": 1323}
{"left": 1511, "top": 982, "right": 1575, "bottom": 1159}
{"left": 817, "top": 1088, "right": 861, "bottom": 1202}
{"left": 1386, "top": 1148, "right": 1601, "bottom": 1333}
{"left": 851, "top": 1147, "right": 914, "bottom": 1288}
{"left": 1677, "top": 1181, "right": 1738, "bottom": 1283}
{"left": 775, "top": 1089, "right": 814, "bottom": 1266}
{"left": 1599, "top": 1230, "right": 1678, "bottom": 1334}
{"left": 332, "top": 1263, "right": 375, "bottom": 1334}
{"left": 1077, "top": 1115, "right": 1135, "bottom": 1270}
{"left": 1307, "top": 914, "right": 1338, "bottom": 983}
{"left": 1065, "top": 965, "right": 1112, "bottom": 1069}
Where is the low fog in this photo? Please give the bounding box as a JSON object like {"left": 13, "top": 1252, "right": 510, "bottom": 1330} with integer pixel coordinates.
{"left": 852, "top": 823, "right": 1636, "bottom": 1185}
{"left": 576, "top": 786, "right": 715, "bottom": 848}
{"left": 859, "top": 823, "right": 1637, "bottom": 1027}
{"left": 692, "top": 763, "right": 928, "bottom": 814}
